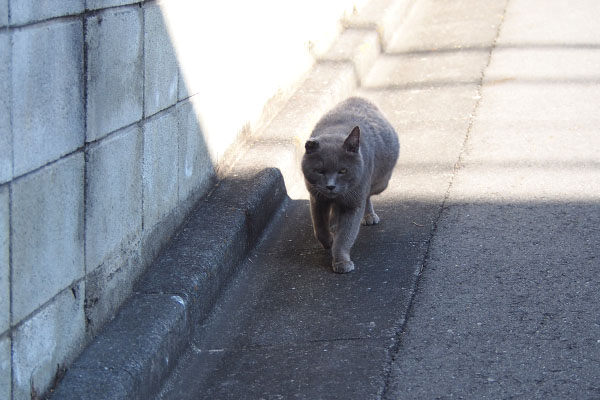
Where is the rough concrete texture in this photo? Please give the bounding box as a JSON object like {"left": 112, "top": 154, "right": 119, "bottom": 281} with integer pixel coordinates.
{"left": 343, "top": 0, "right": 416, "bottom": 48}
{"left": 144, "top": 2, "right": 178, "bottom": 117}
{"left": 85, "top": 125, "right": 142, "bottom": 274}
{"left": 12, "top": 281, "right": 85, "bottom": 400}
{"left": 84, "top": 242, "right": 143, "bottom": 337}
{"left": 142, "top": 109, "right": 179, "bottom": 231}
{"left": 0, "top": 0, "right": 7, "bottom": 27}
{"left": 317, "top": 28, "right": 381, "bottom": 83}
{"left": 85, "top": 0, "right": 138, "bottom": 11}
{"left": 52, "top": 169, "right": 288, "bottom": 400}
{"left": 155, "top": 195, "right": 433, "bottom": 399}
{"left": 381, "top": 0, "right": 600, "bottom": 398}
{"left": 11, "top": 19, "right": 84, "bottom": 177}
{"left": 86, "top": 6, "right": 142, "bottom": 142}
{"left": 177, "top": 99, "right": 214, "bottom": 205}
{"left": 11, "top": 152, "right": 85, "bottom": 324}
{"left": 0, "top": 186, "right": 8, "bottom": 334}
{"left": 136, "top": 169, "right": 288, "bottom": 326}
{"left": 9, "top": 0, "right": 84, "bottom": 26}
{"left": 84, "top": 125, "right": 143, "bottom": 335}
{"left": 0, "top": 334, "right": 10, "bottom": 400}
{"left": 0, "top": 32, "right": 10, "bottom": 184}
{"left": 51, "top": 294, "right": 188, "bottom": 400}
{"left": 154, "top": 0, "right": 600, "bottom": 398}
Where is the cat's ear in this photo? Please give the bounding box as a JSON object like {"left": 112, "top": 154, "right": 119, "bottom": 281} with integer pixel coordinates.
{"left": 344, "top": 126, "right": 360, "bottom": 153}
{"left": 305, "top": 139, "right": 320, "bottom": 153}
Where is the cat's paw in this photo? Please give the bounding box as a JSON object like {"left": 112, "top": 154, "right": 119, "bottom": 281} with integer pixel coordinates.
{"left": 331, "top": 260, "right": 355, "bottom": 274}
{"left": 361, "top": 213, "right": 380, "bottom": 226}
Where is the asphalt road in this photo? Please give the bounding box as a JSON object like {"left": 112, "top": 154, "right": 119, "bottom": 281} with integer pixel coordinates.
{"left": 155, "top": 0, "right": 600, "bottom": 398}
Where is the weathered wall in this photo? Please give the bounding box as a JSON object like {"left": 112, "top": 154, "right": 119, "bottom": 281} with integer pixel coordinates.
{"left": 0, "top": 0, "right": 366, "bottom": 398}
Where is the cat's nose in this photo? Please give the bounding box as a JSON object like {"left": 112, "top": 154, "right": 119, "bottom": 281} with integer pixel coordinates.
{"left": 326, "top": 185, "right": 336, "bottom": 191}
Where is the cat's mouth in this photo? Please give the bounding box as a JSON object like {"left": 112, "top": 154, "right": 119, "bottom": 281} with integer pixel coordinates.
{"left": 314, "top": 187, "right": 339, "bottom": 199}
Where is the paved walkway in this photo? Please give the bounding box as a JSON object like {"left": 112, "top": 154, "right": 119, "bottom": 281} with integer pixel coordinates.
{"left": 156, "top": 0, "right": 600, "bottom": 398}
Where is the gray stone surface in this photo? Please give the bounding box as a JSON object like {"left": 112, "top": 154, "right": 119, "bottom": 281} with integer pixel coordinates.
{"left": 0, "top": 334, "right": 10, "bottom": 400}
{"left": 85, "top": 125, "right": 143, "bottom": 335}
{"left": 9, "top": 0, "right": 84, "bottom": 26}
{"left": 84, "top": 245, "right": 143, "bottom": 337}
{"left": 12, "top": 281, "right": 85, "bottom": 400}
{"left": 86, "top": 6, "right": 143, "bottom": 142}
{"left": 384, "top": 0, "right": 600, "bottom": 399}
{"left": 0, "top": 186, "right": 8, "bottom": 334}
{"left": 344, "top": 0, "right": 416, "bottom": 48}
{"left": 162, "top": 340, "right": 391, "bottom": 399}
{"left": 11, "top": 152, "right": 85, "bottom": 324}
{"left": 136, "top": 169, "right": 287, "bottom": 323}
{"left": 142, "top": 109, "right": 179, "bottom": 230}
{"left": 177, "top": 99, "right": 214, "bottom": 204}
{"left": 144, "top": 2, "right": 178, "bottom": 117}
{"left": 86, "top": 0, "right": 139, "bottom": 11}
{"left": 51, "top": 294, "right": 188, "bottom": 400}
{"left": 0, "top": 0, "right": 7, "bottom": 27}
{"left": 85, "top": 125, "right": 142, "bottom": 275}
{"left": 0, "top": 32, "right": 10, "bottom": 184}
{"left": 387, "top": 0, "right": 504, "bottom": 52}
{"left": 12, "top": 19, "right": 84, "bottom": 177}
{"left": 51, "top": 168, "right": 288, "bottom": 399}
{"left": 317, "top": 29, "right": 380, "bottom": 83}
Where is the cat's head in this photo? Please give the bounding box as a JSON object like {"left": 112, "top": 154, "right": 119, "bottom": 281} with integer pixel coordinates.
{"left": 301, "top": 126, "right": 364, "bottom": 201}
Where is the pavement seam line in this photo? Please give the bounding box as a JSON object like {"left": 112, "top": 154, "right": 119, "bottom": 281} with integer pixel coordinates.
{"left": 378, "top": 2, "right": 511, "bottom": 398}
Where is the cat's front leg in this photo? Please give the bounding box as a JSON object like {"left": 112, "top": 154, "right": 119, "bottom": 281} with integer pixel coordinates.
{"left": 331, "top": 205, "right": 363, "bottom": 273}
{"left": 310, "top": 196, "right": 333, "bottom": 249}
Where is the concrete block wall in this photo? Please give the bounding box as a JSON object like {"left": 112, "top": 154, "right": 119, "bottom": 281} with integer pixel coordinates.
{"left": 0, "top": 0, "right": 365, "bottom": 398}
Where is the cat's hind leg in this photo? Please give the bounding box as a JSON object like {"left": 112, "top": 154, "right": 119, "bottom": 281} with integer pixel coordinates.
{"left": 361, "top": 196, "right": 380, "bottom": 225}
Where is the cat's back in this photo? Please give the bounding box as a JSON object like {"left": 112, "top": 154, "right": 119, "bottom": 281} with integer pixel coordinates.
{"left": 312, "top": 97, "right": 399, "bottom": 162}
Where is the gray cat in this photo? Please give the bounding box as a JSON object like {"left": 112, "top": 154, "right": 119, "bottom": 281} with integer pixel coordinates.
{"left": 301, "top": 97, "right": 399, "bottom": 273}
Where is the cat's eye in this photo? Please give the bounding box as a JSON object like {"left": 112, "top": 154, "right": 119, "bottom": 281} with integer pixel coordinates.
{"left": 338, "top": 168, "right": 347, "bottom": 174}
{"left": 314, "top": 169, "right": 324, "bottom": 174}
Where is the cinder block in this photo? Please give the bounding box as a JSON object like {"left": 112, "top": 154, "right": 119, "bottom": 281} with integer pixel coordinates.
{"left": 0, "top": 334, "right": 10, "bottom": 400}
{"left": 0, "top": 186, "right": 8, "bottom": 335}
{"left": 86, "top": 0, "right": 139, "bottom": 11}
{"left": 143, "top": 109, "right": 179, "bottom": 230}
{"left": 85, "top": 125, "right": 143, "bottom": 335}
{"left": 12, "top": 20, "right": 84, "bottom": 177}
{"left": 11, "top": 152, "right": 85, "bottom": 324}
{"left": 86, "top": 125, "right": 142, "bottom": 272}
{"left": 10, "top": 0, "right": 84, "bottom": 26}
{"left": 177, "top": 99, "right": 215, "bottom": 204}
{"left": 0, "top": 32, "right": 10, "bottom": 184}
{"left": 144, "top": 2, "right": 178, "bottom": 117}
{"left": 86, "top": 7, "right": 143, "bottom": 142}
{"left": 12, "top": 281, "right": 85, "bottom": 400}
{"left": 85, "top": 241, "right": 143, "bottom": 337}
{"left": 0, "top": 0, "right": 8, "bottom": 27}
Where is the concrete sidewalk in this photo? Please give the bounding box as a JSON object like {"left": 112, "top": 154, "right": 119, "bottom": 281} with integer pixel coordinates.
{"left": 49, "top": 0, "right": 416, "bottom": 398}
{"left": 55, "top": 0, "right": 600, "bottom": 398}
{"left": 383, "top": 0, "right": 600, "bottom": 397}
{"left": 156, "top": 0, "right": 600, "bottom": 398}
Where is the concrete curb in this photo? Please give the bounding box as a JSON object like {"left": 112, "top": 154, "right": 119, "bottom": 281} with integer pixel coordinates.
{"left": 50, "top": 168, "right": 287, "bottom": 400}
{"left": 49, "top": 0, "right": 413, "bottom": 398}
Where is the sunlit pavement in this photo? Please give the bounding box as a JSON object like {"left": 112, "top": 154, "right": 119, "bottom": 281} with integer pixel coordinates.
{"left": 156, "top": 0, "right": 600, "bottom": 398}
